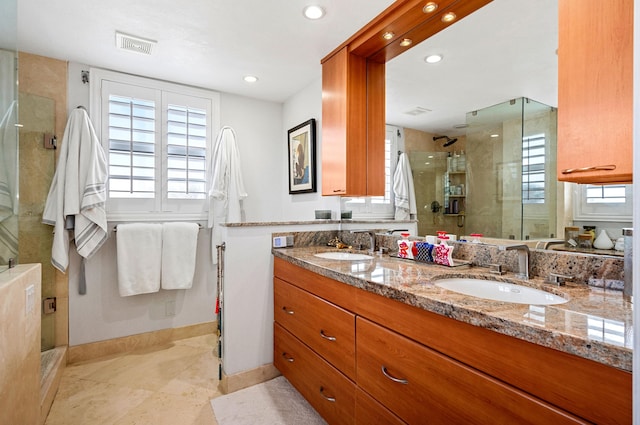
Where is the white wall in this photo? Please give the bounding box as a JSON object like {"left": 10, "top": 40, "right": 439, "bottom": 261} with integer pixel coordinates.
{"left": 67, "top": 62, "right": 288, "bottom": 345}
{"left": 282, "top": 78, "right": 341, "bottom": 220}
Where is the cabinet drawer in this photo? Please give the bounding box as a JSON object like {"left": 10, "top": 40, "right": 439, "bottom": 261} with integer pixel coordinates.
{"left": 274, "top": 322, "right": 355, "bottom": 425}
{"left": 355, "top": 388, "right": 405, "bottom": 425}
{"left": 356, "top": 318, "right": 587, "bottom": 425}
{"left": 274, "top": 277, "right": 356, "bottom": 379}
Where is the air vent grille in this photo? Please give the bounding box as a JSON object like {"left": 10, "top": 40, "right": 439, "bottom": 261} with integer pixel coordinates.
{"left": 115, "top": 31, "right": 157, "bottom": 55}
{"left": 403, "top": 107, "right": 431, "bottom": 116}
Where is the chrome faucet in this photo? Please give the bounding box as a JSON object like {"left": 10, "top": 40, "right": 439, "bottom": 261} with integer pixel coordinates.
{"left": 386, "top": 229, "right": 408, "bottom": 235}
{"left": 498, "top": 244, "right": 530, "bottom": 279}
{"left": 350, "top": 229, "right": 376, "bottom": 254}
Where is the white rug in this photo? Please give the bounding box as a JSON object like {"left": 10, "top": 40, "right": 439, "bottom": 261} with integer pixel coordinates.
{"left": 210, "top": 376, "right": 327, "bottom": 425}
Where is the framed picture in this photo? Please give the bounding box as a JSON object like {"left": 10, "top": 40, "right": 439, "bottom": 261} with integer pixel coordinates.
{"left": 288, "top": 118, "right": 316, "bottom": 194}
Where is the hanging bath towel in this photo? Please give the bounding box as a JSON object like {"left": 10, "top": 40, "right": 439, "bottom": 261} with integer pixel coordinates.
{"left": 207, "top": 126, "right": 248, "bottom": 263}
{"left": 42, "top": 108, "right": 108, "bottom": 272}
{"left": 161, "top": 222, "right": 199, "bottom": 290}
{"left": 393, "top": 153, "right": 417, "bottom": 220}
{"left": 116, "top": 223, "right": 162, "bottom": 296}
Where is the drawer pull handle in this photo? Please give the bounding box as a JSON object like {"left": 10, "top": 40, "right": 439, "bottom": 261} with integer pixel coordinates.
{"left": 282, "top": 306, "right": 294, "bottom": 315}
{"left": 319, "top": 386, "right": 336, "bottom": 402}
{"left": 320, "top": 330, "right": 337, "bottom": 341}
{"left": 281, "top": 352, "right": 294, "bottom": 363}
{"left": 381, "top": 366, "right": 409, "bottom": 385}
{"left": 561, "top": 164, "right": 616, "bottom": 174}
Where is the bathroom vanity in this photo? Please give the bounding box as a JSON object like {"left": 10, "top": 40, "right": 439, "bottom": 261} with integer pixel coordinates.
{"left": 273, "top": 248, "right": 631, "bottom": 424}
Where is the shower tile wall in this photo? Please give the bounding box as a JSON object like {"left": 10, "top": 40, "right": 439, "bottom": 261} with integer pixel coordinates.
{"left": 18, "top": 52, "right": 68, "bottom": 350}
{"left": 404, "top": 128, "right": 466, "bottom": 237}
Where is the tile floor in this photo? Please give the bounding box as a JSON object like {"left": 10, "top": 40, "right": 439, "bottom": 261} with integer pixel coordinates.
{"left": 44, "top": 334, "right": 221, "bottom": 425}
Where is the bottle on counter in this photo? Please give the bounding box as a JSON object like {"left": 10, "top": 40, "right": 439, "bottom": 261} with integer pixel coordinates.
{"left": 583, "top": 226, "right": 596, "bottom": 243}
{"left": 564, "top": 226, "right": 579, "bottom": 247}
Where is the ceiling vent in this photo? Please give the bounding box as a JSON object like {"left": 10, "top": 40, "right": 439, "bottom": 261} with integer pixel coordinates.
{"left": 403, "top": 107, "right": 431, "bottom": 116}
{"left": 115, "top": 31, "right": 157, "bottom": 55}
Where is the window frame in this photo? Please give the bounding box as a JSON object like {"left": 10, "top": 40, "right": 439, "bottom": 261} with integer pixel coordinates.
{"left": 90, "top": 68, "right": 220, "bottom": 222}
{"left": 340, "top": 125, "right": 398, "bottom": 219}
{"left": 573, "top": 183, "right": 633, "bottom": 222}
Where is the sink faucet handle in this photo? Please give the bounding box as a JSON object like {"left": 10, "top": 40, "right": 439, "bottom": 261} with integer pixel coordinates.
{"left": 489, "top": 264, "right": 505, "bottom": 275}
{"left": 547, "top": 272, "right": 574, "bottom": 286}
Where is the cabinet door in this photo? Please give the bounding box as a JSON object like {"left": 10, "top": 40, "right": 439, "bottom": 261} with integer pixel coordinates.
{"left": 274, "top": 323, "right": 355, "bottom": 425}
{"left": 356, "top": 317, "right": 587, "bottom": 425}
{"left": 557, "top": 0, "right": 633, "bottom": 183}
{"left": 274, "top": 277, "right": 356, "bottom": 379}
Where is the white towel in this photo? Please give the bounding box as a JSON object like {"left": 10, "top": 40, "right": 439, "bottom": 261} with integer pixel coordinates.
{"left": 393, "top": 153, "right": 417, "bottom": 220}
{"left": 161, "top": 222, "right": 199, "bottom": 290}
{"left": 116, "top": 223, "right": 162, "bottom": 297}
{"left": 42, "top": 108, "right": 108, "bottom": 272}
{"left": 207, "top": 126, "right": 247, "bottom": 263}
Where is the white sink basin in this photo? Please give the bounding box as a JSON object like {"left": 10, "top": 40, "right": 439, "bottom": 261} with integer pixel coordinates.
{"left": 314, "top": 252, "right": 374, "bottom": 261}
{"left": 436, "top": 278, "right": 567, "bottom": 305}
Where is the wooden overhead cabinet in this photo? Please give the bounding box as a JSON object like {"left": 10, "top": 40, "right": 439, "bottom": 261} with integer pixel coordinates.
{"left": 321, "top": 47, "right": 385, "bottom": 196}
{"left": 557, "top": 0, "right": 633, "bottom": 184}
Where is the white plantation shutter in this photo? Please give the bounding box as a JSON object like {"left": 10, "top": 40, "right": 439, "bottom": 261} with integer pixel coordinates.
{"left": 162, "top": 91, "right": 212, "bottom": 212}
{"left": 522, "top": 134, "right": 546, "bottom": 204}
{"left": 93, "top": 69, "right": 219, "bottom": 219}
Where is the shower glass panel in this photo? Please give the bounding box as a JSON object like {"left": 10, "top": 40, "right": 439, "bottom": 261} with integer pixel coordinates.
{"left": 0, "top": 0, "right": 19, "bottom": 273}
{"left": 465, "top": 97, "right": 557, "bottom": 240}
{"left": 19, "top": 93, "right": 57, "bottom": 350}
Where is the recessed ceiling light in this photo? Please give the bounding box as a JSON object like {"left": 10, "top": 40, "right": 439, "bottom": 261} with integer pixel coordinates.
{"left": 423, "top": 2, "right": 438, "bottom": 13}
{"left": 442, "top": 12, "right": 457, "bottom": 23}
{"left": 490, "top": 134, "right": 500, "bottom": 138}
{"left": 303, "top": 5, "right": 325, "bottom": 20}
{"left": 382, "top": 31, "right": 395, "bottom": 40}
{"left": 243, "top": 75, "right": 258, "bottom": 83}
{"left": 425, "top": 54, "right": 443, "bottom": 63}
{"left": 399, "top": 38, "right": 413, "bottom": 47}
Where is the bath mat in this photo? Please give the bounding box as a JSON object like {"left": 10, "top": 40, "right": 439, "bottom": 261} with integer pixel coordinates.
{"left": 210, "top": 376, "right": 327, "bottom": 425}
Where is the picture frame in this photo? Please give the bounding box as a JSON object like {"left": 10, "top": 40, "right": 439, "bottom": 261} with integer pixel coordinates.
{"left": 288, "top": 118, "right": 316, "bottom": 194}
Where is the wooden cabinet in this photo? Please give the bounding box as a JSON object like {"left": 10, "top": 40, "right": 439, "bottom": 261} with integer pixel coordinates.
{"left": 356, "top": 317, "right": 585, "bottom": 424}
{"left": 273, "top": 257, "right": 632, "bottom": 424}
{"left": 273, "top": 259, "right": 358, "bottom": 424}
{"left": 557, "top": 0, "right": 633, "bottom": 184}
{"left": 274, "top": 277, "right": 356, "bottom": 379}
{"left": 274, "top": 323, "right": 356, "bottom": 425}
{"left": 321, "top": 47, "right": 385, "bottom": 196}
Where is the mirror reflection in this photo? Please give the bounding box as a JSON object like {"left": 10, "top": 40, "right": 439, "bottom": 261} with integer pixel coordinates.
{"left": 386, "top": 0, "right": 564, "bottom": 240}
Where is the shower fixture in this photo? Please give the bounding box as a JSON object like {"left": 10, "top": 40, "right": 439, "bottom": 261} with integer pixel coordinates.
{"left": 433, "top": 135, "right": 458, "bottom": 147}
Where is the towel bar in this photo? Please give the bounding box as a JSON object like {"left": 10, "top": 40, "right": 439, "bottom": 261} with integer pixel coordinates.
{"left": 113, "top": 223, "right": 203, "bottom": 232}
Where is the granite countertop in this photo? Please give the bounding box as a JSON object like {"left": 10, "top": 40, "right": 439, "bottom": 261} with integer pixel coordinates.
{"left": 272, "top": 246, "right": 633, "bottom": 372}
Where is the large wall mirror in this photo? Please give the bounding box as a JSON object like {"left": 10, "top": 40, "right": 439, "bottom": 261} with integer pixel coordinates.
{"left": 385, "top": 0, "right": 563, "bottom": 240}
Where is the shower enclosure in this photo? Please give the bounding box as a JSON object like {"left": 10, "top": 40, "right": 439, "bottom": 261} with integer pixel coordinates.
{"left": 409, "top": 97, "right": 559, "bottom": 240}
{"left": 464, "top": 97, "right": 558, "bottom": 240}
{"left": 0, "top": 0, "right": 19, "bottom": 273}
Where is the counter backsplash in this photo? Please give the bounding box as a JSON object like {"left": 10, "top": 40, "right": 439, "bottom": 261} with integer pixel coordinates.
{"left": 273, "top": 230, "right": 625, "bottom": 290}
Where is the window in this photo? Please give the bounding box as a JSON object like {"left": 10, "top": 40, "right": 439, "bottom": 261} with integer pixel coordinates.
{"left": 90, "top": 69, "right": 220, "bottom": 220}
{"left": 522, "top": 133, "right": 546, "bottom": 204}
{"left": 341, "top": 125, "right": 398, "bottom": 218}
{"left": 573, "top": 184, "right": 632, "bottom": 221}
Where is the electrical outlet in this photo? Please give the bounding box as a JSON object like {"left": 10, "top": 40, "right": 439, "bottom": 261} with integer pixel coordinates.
{"left": 165, "top": 300, "right": 176, "bottom": 317}
{"left": 25, "top": 285, "right": 35, "bottom": 315}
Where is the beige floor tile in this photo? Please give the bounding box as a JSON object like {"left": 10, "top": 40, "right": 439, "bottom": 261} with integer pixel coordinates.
{"left": 45, "top": 379, "right": 154, "bottom": 425}
{"left": 112, "top": 391, "right": 216, "bottom": 425}
{"left": 45, "top": 334, "right": 219, "bottom": 425}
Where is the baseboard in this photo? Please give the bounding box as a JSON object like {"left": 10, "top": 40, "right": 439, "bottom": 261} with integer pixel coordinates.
{"left": 219, "top": 363, "right": 280, "bottom": 394}
{"left": 68, "top": 321, "right": 216, "bottom": 364}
